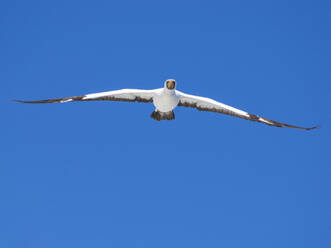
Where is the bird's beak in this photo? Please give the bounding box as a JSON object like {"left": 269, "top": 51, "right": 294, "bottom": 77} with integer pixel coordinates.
{"left": 167, "top": 81, "right": 175, "bottom": 90}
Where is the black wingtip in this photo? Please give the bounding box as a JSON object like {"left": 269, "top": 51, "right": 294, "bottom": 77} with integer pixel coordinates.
{"left": 11, "top": 99, "right": 47, "bottom": 104}
{"left": 306, "top": 126, "right": 322, "bottom": 131}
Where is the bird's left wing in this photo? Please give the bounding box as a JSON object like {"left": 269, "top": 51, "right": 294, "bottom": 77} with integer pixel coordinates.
{"left": 13, "top": 89, "right": 156, "bottom": 104}
{"left": 177, "top": 91, "right": 319, "bottom": 130}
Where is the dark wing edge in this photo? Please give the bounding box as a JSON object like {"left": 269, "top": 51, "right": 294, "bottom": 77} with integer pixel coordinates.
{"left": 12, "top": 95, "right": 85, "bottom": 104}
{"left": 177, "top": 101, "right": 320, "bottom": 131}
{"left": 12, "top": 94, "right": 153, "bottom": 104}
{"left": 252, "top": 115, "right": 321, "bottom": 130}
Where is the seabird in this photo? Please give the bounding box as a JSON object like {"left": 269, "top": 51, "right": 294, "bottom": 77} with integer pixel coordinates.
{"left": 13, "top": 79, "right": 319, "bottom": 130}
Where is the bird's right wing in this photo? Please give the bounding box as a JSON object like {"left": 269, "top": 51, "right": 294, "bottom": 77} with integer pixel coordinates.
{"left": 13, "top": 89, "right": 156, "bottom": 104}
{"left": 177, "top": 91, "right": 319, "bottom": 130}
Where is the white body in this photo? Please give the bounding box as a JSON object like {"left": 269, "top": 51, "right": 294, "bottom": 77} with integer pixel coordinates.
{"left": 153, "top": 88, "right": 180, "bottom": 112}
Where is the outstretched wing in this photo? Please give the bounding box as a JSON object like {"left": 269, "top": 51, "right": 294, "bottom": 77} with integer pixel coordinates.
{"left": 177, "top": 91, "right": 319, "bottom": 130}
{"left": 13, "top": 89, "right": 155, "bottom": 104}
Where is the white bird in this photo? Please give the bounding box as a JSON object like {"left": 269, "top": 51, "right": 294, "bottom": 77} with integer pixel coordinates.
{"left": 14, "top": 79, "right": 319, "bottom": 130}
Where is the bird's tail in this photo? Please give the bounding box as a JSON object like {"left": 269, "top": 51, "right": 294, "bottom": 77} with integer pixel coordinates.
{"left": 150, "top": 110, "right": 175, "bottom": 121}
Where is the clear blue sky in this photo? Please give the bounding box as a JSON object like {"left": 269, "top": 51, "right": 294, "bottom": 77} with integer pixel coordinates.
{"left": 1, "top": 0, "right": 330, "bottom": 247}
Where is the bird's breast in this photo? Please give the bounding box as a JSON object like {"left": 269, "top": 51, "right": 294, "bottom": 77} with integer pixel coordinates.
{"left": 153, "top": 93, "right": 179, "bottom": 112}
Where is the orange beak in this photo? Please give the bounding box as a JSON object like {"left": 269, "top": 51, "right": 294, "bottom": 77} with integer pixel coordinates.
{"left": 167, "top": 80, "right": 176, "bottom": 90}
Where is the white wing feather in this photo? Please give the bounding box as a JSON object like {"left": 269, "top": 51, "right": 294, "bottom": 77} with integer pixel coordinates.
{"left": 14, "top": 89, "right": 157, "bottom": 104}
{"left": 177, "top": 91, "right": 318, "bottom": 130}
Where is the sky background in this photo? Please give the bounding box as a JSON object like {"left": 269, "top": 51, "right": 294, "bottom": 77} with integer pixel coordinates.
{"left": 1, "top": 0, "right": 330, "bottom": 247}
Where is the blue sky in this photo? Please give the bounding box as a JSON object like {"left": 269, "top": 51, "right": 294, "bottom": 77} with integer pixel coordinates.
{"left": 1, "top": 0, "right": 330, "bottom": 247}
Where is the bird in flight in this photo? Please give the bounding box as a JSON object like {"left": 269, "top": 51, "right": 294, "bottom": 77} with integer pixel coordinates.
{"left": 13, "top": 79, "right": 319, "bottom": 130}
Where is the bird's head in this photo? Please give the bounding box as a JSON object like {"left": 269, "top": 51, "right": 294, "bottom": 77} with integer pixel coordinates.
{"left": 164, "top": 79, "right": 176, "bottom": 90}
